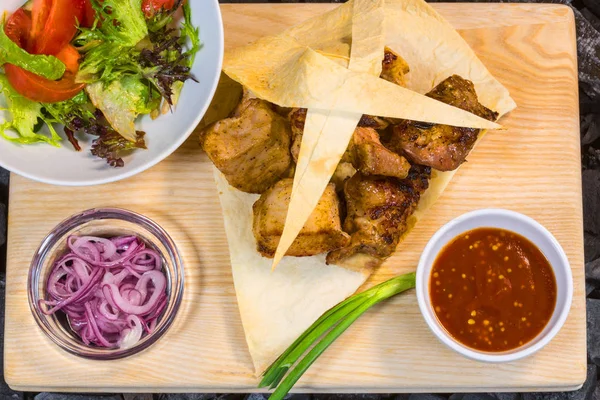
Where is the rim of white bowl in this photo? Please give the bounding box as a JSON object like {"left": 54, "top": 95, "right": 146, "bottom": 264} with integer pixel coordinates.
{"left": 416, "top": 208, "right": 573, "bottom": 363}
{"left": 0, "top": 0, "right": 224, "bottom": 187}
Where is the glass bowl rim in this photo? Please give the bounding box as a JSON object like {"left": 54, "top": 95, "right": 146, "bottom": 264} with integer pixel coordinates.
{"left": 27, "top": 207, "right": 185, "bottom": 360}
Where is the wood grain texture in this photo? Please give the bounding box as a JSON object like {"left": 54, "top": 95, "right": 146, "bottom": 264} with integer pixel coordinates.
{"left": 4, "top": 3, "right": 584, "bottom": 393}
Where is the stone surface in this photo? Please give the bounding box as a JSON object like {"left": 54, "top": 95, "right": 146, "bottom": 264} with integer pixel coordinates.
{"left": 588, "top": 257, "right": 600, "bottom": 283}
{"left": 34, "top": 393, "right": 122, "bottom": 400}
{"left": 584, "top": 233, "right": 600, "bottom": 263}
{"left": 409, "top": 395, "right": 447, "bottom": 400}
{"left": 0, "top": 204, "right": 5, "bottom": 250}
{"left": 449, "top": 395, "right": 497, "bottom": 400}
{"left": 123, "top": 395, "right": 154, "bottom": 400}
{"left": 573, "top": 5, "right": 600, "bottom": 101}
{"left": 490, "top": 395, "right": 520, "bottom": 400}
{"left": 589, "top": 299, "right": 600, "bottom": 365}
{"left": 582, "top": 0, "right": 600, "bottom": 21}
{"left": 156, "top": 395, "right": 220, "bottom": 400}
{"left": 582, "top": 8, "right": 600, "bottom": 35}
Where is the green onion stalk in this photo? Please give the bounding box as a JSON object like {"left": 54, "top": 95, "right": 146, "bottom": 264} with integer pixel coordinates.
{"left": 259, "top": 272, "right": 417, "bottom": 400}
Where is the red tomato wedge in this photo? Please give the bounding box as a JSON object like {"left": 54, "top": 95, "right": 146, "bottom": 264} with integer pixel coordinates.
{"left": 82, "top": 0, "right": 96, "bottom": 28}
{"left": 4, "top": 8, "right": 32, "bottom": 48}
{"left": 55, "top": 45, "right": 81, "bottom": 74}
{"left": 141, "top": 0, "right": 178, "bottom": 18}
{"left": 4, "top": 64, "right": 85, "bottom": 103}
{"left": 30, "top": 0, "right": 85, "bottom": 55}
{"left": 3, "top": 2, "right": 86, "bottom": 102}
{"left": 29, "top": 0, "right": 52, "bottom": 51}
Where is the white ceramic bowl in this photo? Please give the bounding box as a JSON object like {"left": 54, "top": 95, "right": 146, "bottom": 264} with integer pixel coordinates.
{"left": 416, "top": 208, "right": 573, "bottom": 363}
{"left": 0, "top": 0, "right": 223, "bottom": 186}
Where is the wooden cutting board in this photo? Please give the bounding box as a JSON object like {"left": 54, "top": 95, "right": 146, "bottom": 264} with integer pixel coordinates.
{"left": 4, "top": 3, "right": 585, "bottom": 393}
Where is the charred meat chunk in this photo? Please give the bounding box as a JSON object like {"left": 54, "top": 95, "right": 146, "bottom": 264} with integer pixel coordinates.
{"left": 358, "top": 114, "right": 390, "bottom": 130}
{"left": 289, "top": 108, "right": 409, "bottom": 179}
{"left": 326, "top": 165, "right": 431, "bottom": 266}
{"left": 290, "top": 111, "right": 390, "bottom": 164}
{"left": 346, "top": 127, "right": 410, "bottom": 179}
{"left": 427, "top": 75, "right": 498, "bottom": 122}
{"left": 253, "top": 179, "right": 350, "bottom": 258}
{"left": 200, "top": 98, "right": 292, "bottom": 194}
{"left": 288, "top": 107, "right": 307, "bottom": 164}
{"left": 380, "top": 46, "right": 410, "bottom": 87}
{"left": 388, "top": 75, "right": 499, "bottom": 171}
{"left": 331, "top": 162, "right": 357, "bottom": 194}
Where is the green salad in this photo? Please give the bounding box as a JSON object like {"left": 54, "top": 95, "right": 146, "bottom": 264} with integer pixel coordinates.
{"left": 0, "top": 0, "right": 200, "bottom": 167}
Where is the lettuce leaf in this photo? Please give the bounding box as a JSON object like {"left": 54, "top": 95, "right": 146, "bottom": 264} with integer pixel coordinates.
{"left": 45, "top": 90, "right": 147, "bottom": 166}
{"left": 92, "top": 0, "right": 147, "bottom": 46}
{"left": 0, "top": 74, "right": 61, "bottom": 146}
{"left": 0, "top": 23, "right": 65, "bottom": 80}
{"left": 43, "top": 91, "right": 96, "bottom": 126}
{"left": 85, "top": 75, "right": 158, "bottom": 141}
{"left": 181, "top": 2, "right": 201, "bottom": 66}
{"left": 76, "top": 0, "right": 148, "bottom": 82}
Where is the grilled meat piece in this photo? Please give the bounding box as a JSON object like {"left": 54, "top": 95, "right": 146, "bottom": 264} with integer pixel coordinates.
{"left": 388, "top": 75, "right": 499, "bottom": 171}
{"left": 287, "top": 48, "right": 407, "bottom": 163}
{"left": 352, "top": 48, "right": 410, "bottom": 130}
{"left": 200, "top": 98, "right": 292, "bottom": 194}
{"left": 290, "top": 109, "right": 392, "bottom": 163}
{"left": 346, "top": 127, "right": 411, "bottom": 179}
{"left": 331, "top": 162, "right": 357, "bottom": 193}
{"left": 358, "top": 114, "right": 390, "bottom": 130}
{"left": 288, "top": 107, "right": 307, "bottom": 164}
{"left": 326, "top": 165, "right": 431, "bottom": 266}
{"left": 288, "top": 109, "right": 409, "bottom": 179}
{"left": 428, "top": 75, "right": 498, "bottom": 121}
{"left": 253, "top": 179, "right": 350, "bottom": 257}
{"left": 380, "top": 46, "right": 410, "bottom": 87}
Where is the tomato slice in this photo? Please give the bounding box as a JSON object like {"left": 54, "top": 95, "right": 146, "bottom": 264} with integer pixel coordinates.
{"left": 55, "top": 44, "right": 81, "bottom": 74}
{"left": 141, "top": 0, "right": 178, "bottom": 18}
{"left": 82, "top": 0, "right": 96, "bottom": 28}
{"left": 31, "top": 0, "right": 85, "bottom": 55}
{"left": 4, "top": 9, "right": 32, "bottom": 48}
{"left": 29, "top": 0, "right": 52, "bottom": 51}
{"left": 5, "top": 64, "right": 85, "bottom": 103}
{"left": 3, "top": 4, "right": 85, "bottom": 103}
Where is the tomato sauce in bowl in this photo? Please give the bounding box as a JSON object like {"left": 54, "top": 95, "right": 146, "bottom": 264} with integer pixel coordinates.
{"left": 430, "top": 227, "right": 557, "bottom": 352}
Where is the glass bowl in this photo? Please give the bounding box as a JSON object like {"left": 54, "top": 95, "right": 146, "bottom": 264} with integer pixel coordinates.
{"left": 28, "top": 208, "right": 184, "bottom": 360}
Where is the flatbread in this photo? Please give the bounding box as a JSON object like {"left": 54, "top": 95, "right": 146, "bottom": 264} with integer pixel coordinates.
{"left": 278, "top": 0, "right": 387, "bottom": 268}
{"left": 213, "top": 0, "right": 517, "bottom": 374}
{"left": 214, "top": 170, "right": 368, "bottom": 373}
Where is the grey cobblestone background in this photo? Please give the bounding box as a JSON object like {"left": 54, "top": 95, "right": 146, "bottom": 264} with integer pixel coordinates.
{"left": 0, "top": 0, "right": 599, "bottom": 399}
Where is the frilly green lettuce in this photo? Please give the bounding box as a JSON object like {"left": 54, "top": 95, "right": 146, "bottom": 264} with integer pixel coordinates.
{"left": 0, "top": 74, "right": 61, "bottom": 146}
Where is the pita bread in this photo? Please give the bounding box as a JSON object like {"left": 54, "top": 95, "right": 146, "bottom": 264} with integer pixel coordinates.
{"left": 212, "top": 0, "right": 516, "bottom": 374}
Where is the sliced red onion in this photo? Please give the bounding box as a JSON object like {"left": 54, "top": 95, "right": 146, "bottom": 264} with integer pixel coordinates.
{"left": 98, "top": 300, "right": 119, "bottom": 321}
{"left": 41, "top": 268, "right": 103, "bottom": 315}
{"left": 119, "top": 315, "right": 143, "bottom": 349}
{"left": 111, "top": 235, "right": 138, "bottom": 249}
{"left": 67, "top": 235, "right": 144, "bottom": 268}
{"left": 102, "top": 271, "right": 166, "bottom": 316}
{"left": 42, "top": 235, "right": 168, "bottom": 349}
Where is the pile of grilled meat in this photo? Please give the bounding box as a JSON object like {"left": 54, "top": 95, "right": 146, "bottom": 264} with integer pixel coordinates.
{"left": 200, "top": 48, "right": 498, "bottom": 270}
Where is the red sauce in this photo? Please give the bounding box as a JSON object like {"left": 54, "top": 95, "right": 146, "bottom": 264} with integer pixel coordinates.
{"left": 430, "top": 227, "right": 557, "bottom": 352}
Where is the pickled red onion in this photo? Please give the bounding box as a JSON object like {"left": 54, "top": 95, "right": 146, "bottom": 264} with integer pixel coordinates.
{"left": 40, "top": 235, "right": 167, "bottom": 349}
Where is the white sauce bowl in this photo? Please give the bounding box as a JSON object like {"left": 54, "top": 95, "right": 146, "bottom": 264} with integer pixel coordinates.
{"left": 416, "top": 208, "right": 573, "bottom": 363}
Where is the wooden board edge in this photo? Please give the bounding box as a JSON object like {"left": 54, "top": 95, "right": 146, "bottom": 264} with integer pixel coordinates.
{"left": 4, "top": 384, "right": 585, "bottom": 394}
{"left": 218, "top": 3, "right": 577, "bottom": 28}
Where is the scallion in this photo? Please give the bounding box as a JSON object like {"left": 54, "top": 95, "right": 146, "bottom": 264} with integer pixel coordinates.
{"left": 259, "top": 272, "right": 417, "bottom": 399}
